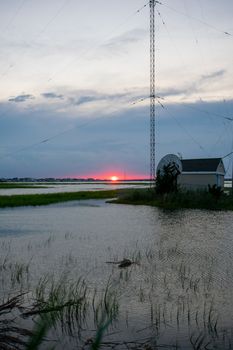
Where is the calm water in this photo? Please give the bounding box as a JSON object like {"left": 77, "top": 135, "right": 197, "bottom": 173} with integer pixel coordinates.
{"left": 0, "top": 200, "right": 233, "bottom": 349}
{"left": 0, "top": 181, "right": 148, "bottom": 196}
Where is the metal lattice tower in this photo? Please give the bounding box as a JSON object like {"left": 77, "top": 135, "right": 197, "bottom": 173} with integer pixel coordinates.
{"left": 150, "top": 0, "right": 156, "bottom": 184}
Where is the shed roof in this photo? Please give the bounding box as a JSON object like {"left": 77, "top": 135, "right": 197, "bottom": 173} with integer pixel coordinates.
{"left": 181, "top": 158, "right": 223, "bottom": 172}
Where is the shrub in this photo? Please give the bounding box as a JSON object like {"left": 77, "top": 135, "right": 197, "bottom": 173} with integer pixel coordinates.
{"left": 208, "top": 184, "right": 223, "bottom": 200}
{"left": 155, "top": 162, "right": 180, "bottom": 194}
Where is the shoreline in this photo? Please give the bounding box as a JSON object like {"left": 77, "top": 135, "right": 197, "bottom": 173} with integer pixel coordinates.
{"left": 0, "top": 189, "right": 126, "bottom": 208}
{"left": 1, "top": 187, "right": 233, "bottom": 211}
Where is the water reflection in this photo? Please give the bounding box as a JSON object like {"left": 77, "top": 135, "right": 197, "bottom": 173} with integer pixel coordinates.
{"left": 0, "top": 201, "right": 233, "bottom": 349}
{"left": 0, "top": 182, "right": 148, "bottom": 196}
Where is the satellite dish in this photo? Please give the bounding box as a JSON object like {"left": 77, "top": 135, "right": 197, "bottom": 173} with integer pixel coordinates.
{"left": 157, "top": 154, "right": 182, "bottom": 175}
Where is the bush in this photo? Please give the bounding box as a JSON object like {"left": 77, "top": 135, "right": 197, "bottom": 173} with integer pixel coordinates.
{"left": 208, "top": 184, "right": 223, "bottom": 200}
{"left": 155, "top": 162, "right": 180, "bottom": 194}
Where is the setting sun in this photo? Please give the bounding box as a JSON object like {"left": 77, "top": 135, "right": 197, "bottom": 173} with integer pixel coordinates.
{"left": 110, "top": 176, "right": 118, "bottom": 181}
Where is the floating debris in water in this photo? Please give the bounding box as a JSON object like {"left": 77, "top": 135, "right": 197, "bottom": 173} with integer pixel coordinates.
{"left": 106, "top": 258, "right": 135, "bottom": 268}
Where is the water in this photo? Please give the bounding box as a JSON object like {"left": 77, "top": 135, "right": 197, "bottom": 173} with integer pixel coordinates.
{"left": 0, "top": 181, "right": 148, "bottom": 196}
{"left": 0, "top": 201, "right": 233, "bottom": 349}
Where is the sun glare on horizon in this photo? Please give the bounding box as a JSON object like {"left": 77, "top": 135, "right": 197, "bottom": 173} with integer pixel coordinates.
{"left": 110, "top": 176, "right": 119, "bottom": 181}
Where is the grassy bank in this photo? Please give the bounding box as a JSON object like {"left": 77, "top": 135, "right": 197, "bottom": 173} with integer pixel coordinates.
{"left": 0, "top": 189, "right": 128, "bottom": 208}
{"left": 1, "top": 187, "right": 233, "bottom": 210}
{"left": 112, "top": 188, "right": 233, "bottom": 211}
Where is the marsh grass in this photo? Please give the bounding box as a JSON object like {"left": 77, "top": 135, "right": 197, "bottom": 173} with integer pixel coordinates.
{"left": 11, "top": 262, "right": 30, "bottom": 287}
{"left": 91, "top": 316, "right": 112, "bottom": 350}
{"left": 0, "top": 189, "right": 129, "bottom": 208}
{"left": 24, "top": 275, "right": 89, "bottom": 334}
{"left": 126, "top": 242, "right": 229, "bottom": 349}
{"left": 113, "top": 188, "right": 233, "bottom": 211}
{"left": 0, "top": 273, "right": 120, "bottom": 350}
{"left": 0, "top": 253, "right": 31, "bottom": 292}
{"left": 25, "top": 315, "right": 55, "bottom": 350}
{"left": 3, "top": 186, "right": 232, "bottom": 211}
{"left": 0, "top": 230, "right": 232, "bottom": 349}
{"left": 0, "top": 263, "right": 231, "bottom": 350}
{"left": 190, "top": 332, "right": 208, "bottom": 350}
{"left": 91, "top": 278, "right": 119, "bottom": 330}
{"left": 0, "top": 294, "right": 33, "bottom": 350}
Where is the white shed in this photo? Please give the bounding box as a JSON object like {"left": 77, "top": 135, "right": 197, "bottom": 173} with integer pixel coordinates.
{"left": 178, "top": 158, "right": 225, "bottom": 190}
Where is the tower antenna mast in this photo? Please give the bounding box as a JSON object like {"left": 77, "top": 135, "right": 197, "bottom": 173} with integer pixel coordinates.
{"left": 150, "top": 0, "right": 156, "bottom": 184}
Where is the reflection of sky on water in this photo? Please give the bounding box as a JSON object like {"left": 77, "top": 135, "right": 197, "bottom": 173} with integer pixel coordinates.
{"left": 0, "top": 201, "right": 233, "bottom": 348}
{"left": 0, "top": 182, "right": 148, "bottom": 196}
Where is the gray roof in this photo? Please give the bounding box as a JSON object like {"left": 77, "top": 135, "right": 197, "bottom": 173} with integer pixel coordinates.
{"left": 181, "top": 158, "right": 223, "bottom": 172}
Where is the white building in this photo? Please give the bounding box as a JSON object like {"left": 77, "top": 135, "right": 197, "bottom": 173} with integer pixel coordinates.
{"left": 178, "top": 158, "right": 225, "bottom": 190}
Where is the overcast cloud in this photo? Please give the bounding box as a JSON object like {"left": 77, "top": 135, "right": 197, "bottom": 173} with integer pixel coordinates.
{"left": 0, "top": 0, "right": 233, "bottom": 178}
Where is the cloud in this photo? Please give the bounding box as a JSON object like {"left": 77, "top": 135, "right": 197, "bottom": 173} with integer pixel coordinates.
{"left": 103, "top": 28, "right": 147, "bottom": 51}
{"left": 155, "top": 69, "right": 227, "bottom": 101}
{"left": 158, "top": 87, "right": 188, "bottom": 98}
{"left": 69, "top": 95, "right": 97, "bottom": 106}
{"left": 201, "top": 70, "right": 226, "bottom": 82}
{"left": 1, "top": 98, "right": 233, "bottom": 178}
{"left": 8, "top": 94, "right": 34, "bottom": 103}
{"left": 41, "top": 92, "right": 64, "bottom": 99}
{"left": 182, "top": 69, "right": 227, "bottom": 97}
{"left": 68, "top": 90, "right": 127, "bottom": 106}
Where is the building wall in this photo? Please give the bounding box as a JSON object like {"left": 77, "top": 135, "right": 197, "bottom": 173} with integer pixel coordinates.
{"left": 217, "top": 161, "right": 225, "bottom": 174}
{"left": 178, "top": 173, "right": 224, "bottom": 190}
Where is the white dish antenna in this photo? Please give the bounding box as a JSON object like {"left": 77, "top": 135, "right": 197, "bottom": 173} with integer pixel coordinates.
{"left": 157, "top": 154, "right": 182, "bottom": 175}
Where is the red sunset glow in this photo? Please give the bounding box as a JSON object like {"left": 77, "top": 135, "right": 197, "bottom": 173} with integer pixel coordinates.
{"left": 64, "top": 170, "right": 149, "bottom": 180}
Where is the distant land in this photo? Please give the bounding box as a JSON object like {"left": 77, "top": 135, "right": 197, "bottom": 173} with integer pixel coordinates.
{"left": 0, "top": 177, "right": 149, "bottom": 183}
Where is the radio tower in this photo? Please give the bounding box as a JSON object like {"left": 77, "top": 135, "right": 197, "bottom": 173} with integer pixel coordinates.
{"left": 150, "top": 0, "right": 156, "bottom": 184}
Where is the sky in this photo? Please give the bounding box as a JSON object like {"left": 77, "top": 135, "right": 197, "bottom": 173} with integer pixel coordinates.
{"left": 0, "top": 0, "right": 233, "bottom": 179}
